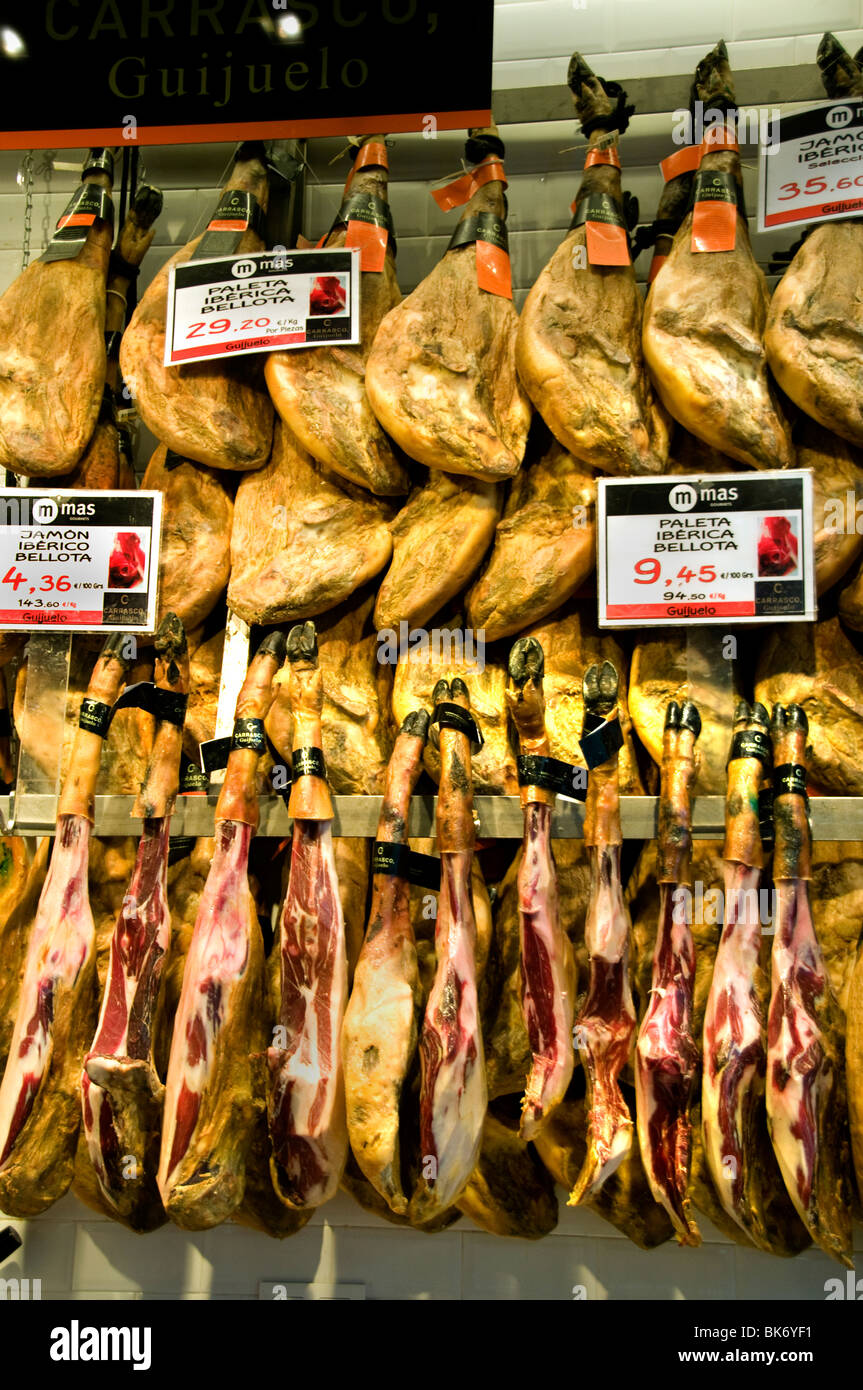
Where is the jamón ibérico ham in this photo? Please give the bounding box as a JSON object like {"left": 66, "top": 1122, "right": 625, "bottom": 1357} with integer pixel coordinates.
{"left": 342, "top": 709, "right": 430, "bottom": 1213}
{"left": 766, "top": 703, "right": 853, "bottom": 1266}
{"left": 635, "top": 699, "right": 701, "bottom": 1245}
{"left": 0, "top": 635, "right": 131, "bottom": 1215}
{"left": 108, "top": 532, "right": 146, "bottom": 589}
{"left": 569, "top": 661, "right": 636, "bottom": 1204}
{"left": 81, "top": 614, "right": 189, "bottom": 1231}
{"left": 505, "top": 636, "right": 574, "bottom": 1139}
{"left": 267, "top": 621, "right": 348, "bottom": 1209}
{"left": 702, "top": 701, "right": 809, "bottom": 1253}
{"left": 158, "top": 630, "right": 285, "bottom": 1229}
{"left": 410, "top": 677, "right": 487, "bottom": 1222}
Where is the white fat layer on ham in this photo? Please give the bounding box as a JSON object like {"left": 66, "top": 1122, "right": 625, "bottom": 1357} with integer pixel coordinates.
{"left": 158, "top": 820, "right": 253, "bottom": 1194}
{"left": 0, "top": 815, "right": 92, "bottom": 1166}
{"left": 701, "top": 863, "right": 764, "bottom": 1230}
{"left": 766, "top": 878, "right": 830, "bottom": 1226}
{"left": 519, "top": 801, "right": 574, "bottom": 1138}
{"left": 421, "top": 849, "right": 486, "bottom": 1210}
{"left": 269, "top": 819, "right": 348, "bottom": 1206}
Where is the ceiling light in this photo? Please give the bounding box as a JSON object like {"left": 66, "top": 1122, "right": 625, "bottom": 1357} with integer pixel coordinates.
{"left": 0, "top": 28, "right": 26, "bottom": 59}
{"left": 276, "top": 13, "right": 302, "bottom": 40}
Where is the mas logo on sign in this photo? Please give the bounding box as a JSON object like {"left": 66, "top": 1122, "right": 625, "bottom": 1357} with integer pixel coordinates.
{"left": 231, "top": 260, "right": 257, "bottom": 279}
{"left": 668, "top": 484, "right": 698, "bottom": 512}
{"left": 826, "top": 105, "right": 853, "bottom": 127}
{"left": 32, "top": 498, "right": 58, "bottom": 525}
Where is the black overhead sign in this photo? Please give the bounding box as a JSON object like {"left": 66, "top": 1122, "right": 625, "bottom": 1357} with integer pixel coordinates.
{"left": 0, "top": 1, "right": 495, "bottom": 149}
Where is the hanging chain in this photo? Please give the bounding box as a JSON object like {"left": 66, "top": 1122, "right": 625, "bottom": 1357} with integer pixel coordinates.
{"left": 19, "top": 152, "right": 34, "bottom": 271}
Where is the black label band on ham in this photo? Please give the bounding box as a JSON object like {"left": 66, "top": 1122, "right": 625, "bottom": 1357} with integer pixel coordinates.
{"left": 163, "top": 449, "right": 187, "bottom": 471}
{"left": 728, "top": 728, "right": 772, "bottom": 771}
{"left": 447, "top": 211, "right": 509, "bottom": 255}
{"left": 198, "top": 736, "right": 231, "bottom": 775}
{"left": 82, "top": 148, "right": 115, "bottom": 179}
{"left": 773, "top": 763, "right": 808, "bottom": 800}
{"left": 41, "top": 185, "right": 114, "bottom": 263}
{"left": 231, "top": 717, "right": 266, "bottom": 754}
{"left": 180, "top": 753, "right": 208, "bottom": 793}
{"left": 371, "top": 840, "right": 442, "bottom": 890}
{"left": 292, "top": 746, "right": 327, "bottom": 781}
{"left": 579, "top": 714, "right": 624, "bottom": 769}
{"left": 194, "top": 191, "right": 263, "bottom": 259}
{"left": 78, "top": 697, "right": 112, "bottom": 738}
{"left": 517, "top": 753, "right": 587, "bottom": 801}
{"left": 109, "top": 682, "right": 188, "bottom": 729}
{"left": 330, "top": 192, "right": 396, "bottom": 248}
{"left": 690, "top": 169, "right": 739, "bottom": 211}
{"left": 569, "top": 191, "right": 628, "bottom": 233}
{"left": 759, "top": 787, "right": 775, "bottom": 850}
{"left": 431, "top": 702, "right": 484, "bottom": 752}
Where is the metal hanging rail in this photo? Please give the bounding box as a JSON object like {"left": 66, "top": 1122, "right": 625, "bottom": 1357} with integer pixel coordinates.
{"left": 3, "top": 793, "right": 862, "bottom": 841}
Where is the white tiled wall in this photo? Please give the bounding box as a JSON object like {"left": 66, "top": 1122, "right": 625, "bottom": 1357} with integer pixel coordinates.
{"left": 1, "top": 0, "right": 862, "bottom": 1301}
{"left": 2, "top": 1188, "right": 858, "bottom": 1301}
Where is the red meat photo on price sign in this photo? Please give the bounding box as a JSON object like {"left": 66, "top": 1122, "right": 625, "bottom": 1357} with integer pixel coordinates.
{"left": 108, "top": 532, "right": 146, "bottom": 590}
{"left": 757, "top": 515, "right": 799, "bottom": 577}
{"left": 309, "top": 275, "right": 347, "bottom": 316}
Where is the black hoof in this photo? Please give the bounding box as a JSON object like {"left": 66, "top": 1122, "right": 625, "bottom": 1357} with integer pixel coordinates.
{"left": 432, "top": 677, "right": 450, "bottom": 705}
{"left": 256, "top": 628, "right": 288, "bottom": 663}
{"left": 508, "top": 636, "right": 544, "bottom": 688}
{"left": 401, "top": 708, "right": 431, "bottom": 741}
{"left": 286, "top": 621, "right": 317, "bottom": 665}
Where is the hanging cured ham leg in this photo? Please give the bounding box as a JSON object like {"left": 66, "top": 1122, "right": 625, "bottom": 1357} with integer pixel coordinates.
{"left": 411, "top": 678, "right": 487, "bottom": 1221}
{"left": 266, "top": 137, "right": 409, "bottom": 495}
{"left": 158, "top": 630, "right": 285, "bottom": 1229}
{"left": 0, "top": 149, "right": 115, "bottom": 477}
{"left": 0, "top": 634, "right": 132, "bottom": 1215}
{"left": 62, "top": 181, "right": 163, "bottom": 491}
{"left": 342, "top": 709, "right": 430, "bottom": 1213}
{"left": 635, "top": 700, "right": 701, "bottom": 1246}
{"left": 642, "top": 42, "right": 794, "bottom": 470}
{"left": 701, "top": 705, "right": 811, "bottom": 1254}
{"left": 766, "top": 704, "right": 853, "bottom": 1266}
{"left": 505, "top": 637, "right": 574, "bottom": 1139}
{"left": 267, "top": 622, "right": 349, "bottom": 1209}
{"left": 765, "top": 36, "right": 863, "bottom": 447}
{"left": 366, "top": 126, "right": 531, "bottom": 482}
{"left": 516, "top": 55, "right": 670, "bottom": 476}
{"left": 569, "top": 661, "right": 636, "bottom": 1204}
{"left": 81, "top": 614, "right": 189, "bottom": 1232}
{"left": 120, "top": 142, "right": 274, "bottom": 471}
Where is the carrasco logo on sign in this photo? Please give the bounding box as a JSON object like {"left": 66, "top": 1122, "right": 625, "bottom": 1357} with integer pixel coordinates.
{"left": 668, "top": 484, "right": 699, "bottom": 512}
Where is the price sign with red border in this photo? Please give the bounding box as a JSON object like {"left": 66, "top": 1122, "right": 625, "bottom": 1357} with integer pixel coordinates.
{"left": 597, "top": 472, "right": 815, "bottom": 628}
{"left": 0, "top": 490, "right": 162, "bottom": 632}
{"left": 758, "top": 100, "right": 863, "bottom": 231}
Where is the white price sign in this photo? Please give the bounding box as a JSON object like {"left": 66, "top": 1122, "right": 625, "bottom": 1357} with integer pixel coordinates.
{"left": 164, "top": 248, "right": 360, "bottom": 366}
{"left": 0, "top": 490, "right": 162, "bottom": 632}
{"left": 758, "top": 99, "right": 863, "bottom": 231}
{"left": 597, "top": 472, "right": 815, "bottom": 628}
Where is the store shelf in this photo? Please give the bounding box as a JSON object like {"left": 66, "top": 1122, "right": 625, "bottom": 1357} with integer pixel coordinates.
{"left": 3, "top": 794, "right": 863, "bottom": 840}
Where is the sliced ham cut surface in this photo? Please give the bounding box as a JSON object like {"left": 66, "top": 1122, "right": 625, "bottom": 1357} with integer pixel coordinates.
{"left": 267, "top": 622, "right": 348, "bottom": 1209}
